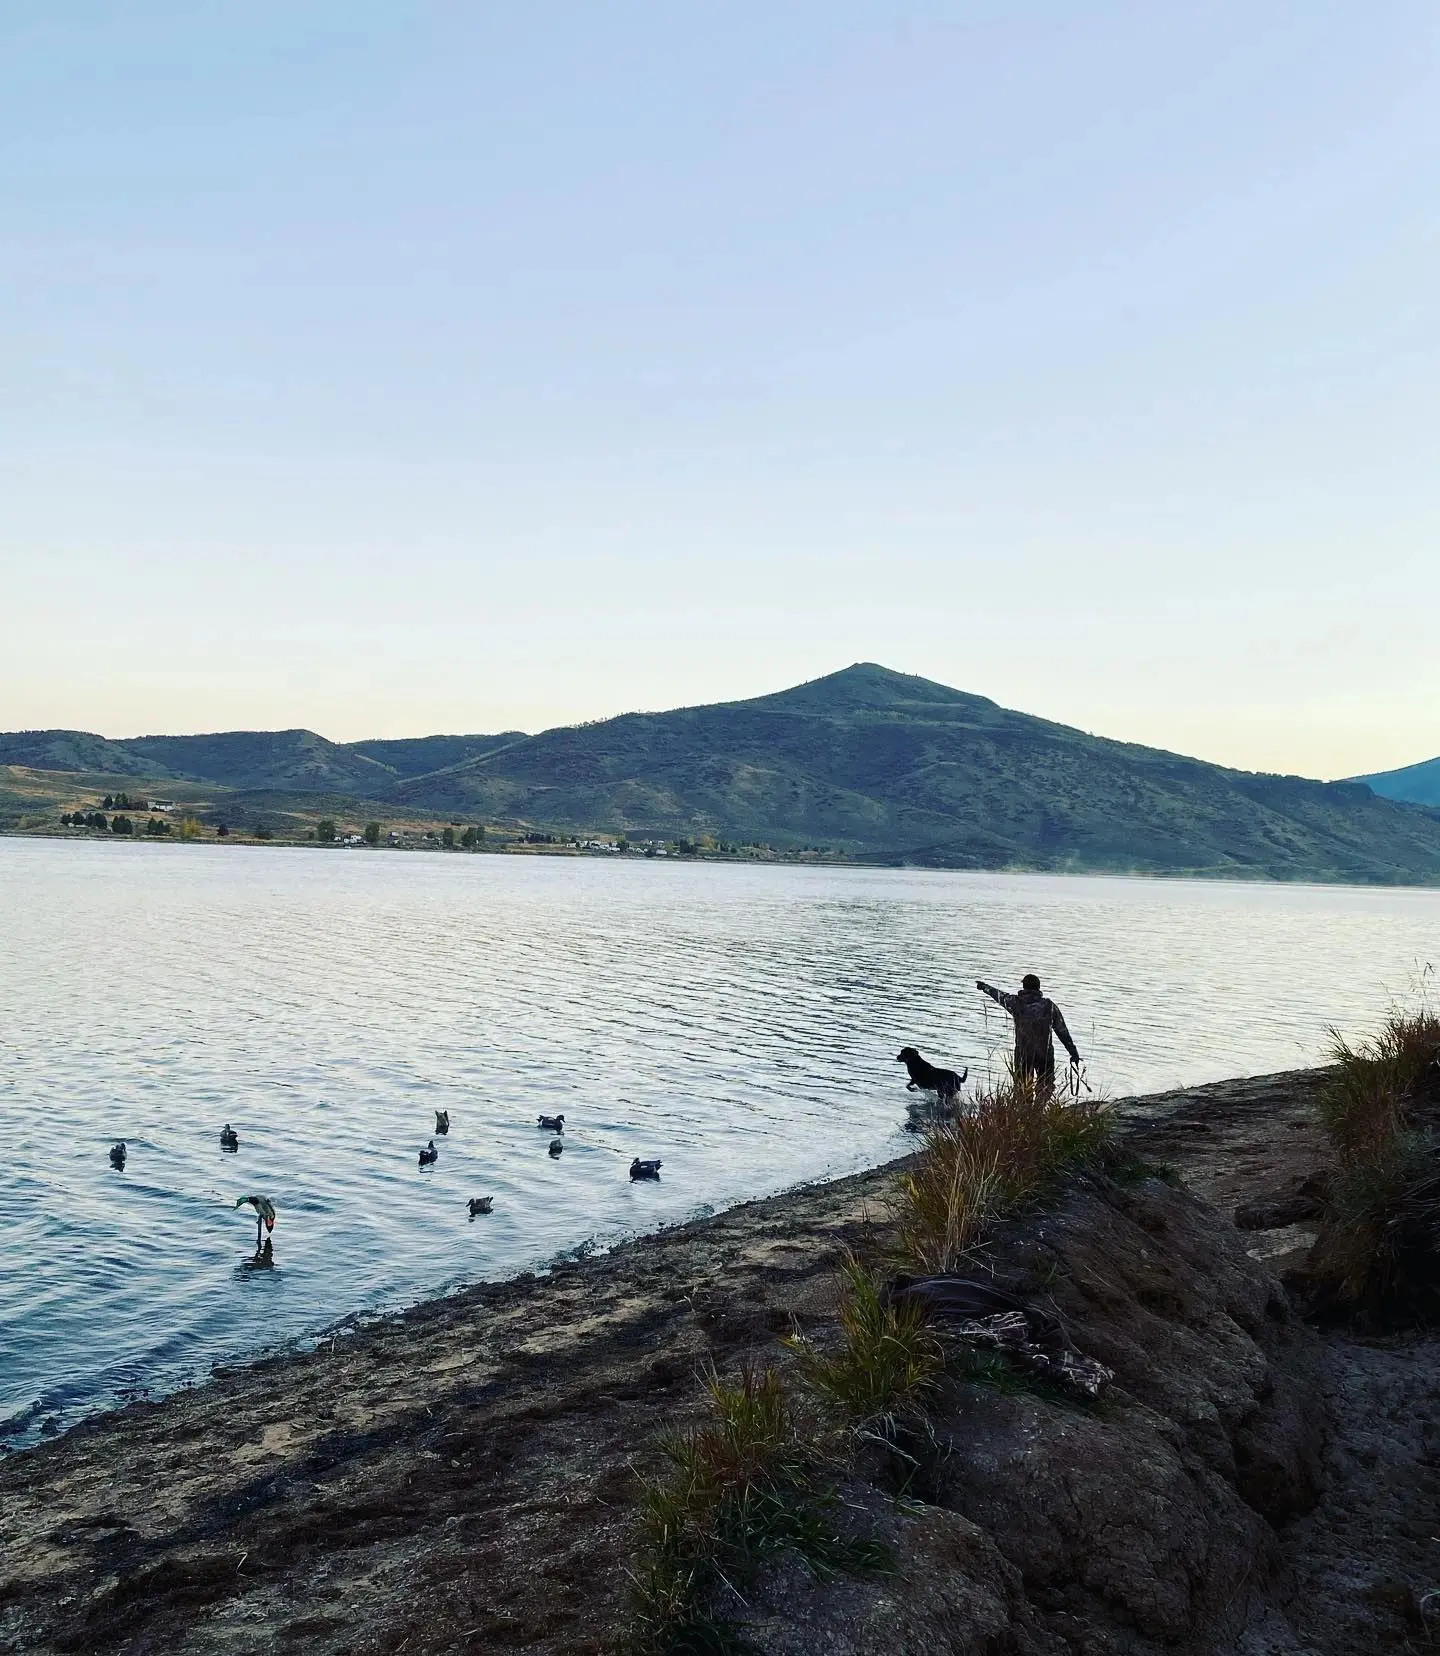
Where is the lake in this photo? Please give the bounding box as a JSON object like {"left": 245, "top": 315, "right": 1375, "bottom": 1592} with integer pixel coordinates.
{"left": 1, "top": 837, "right": 1436, "bottom": 1449}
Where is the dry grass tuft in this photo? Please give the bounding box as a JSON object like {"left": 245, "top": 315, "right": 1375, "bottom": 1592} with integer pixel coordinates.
{"left": 788, "top": 1254, "right": 944, "bottom": 1431}
{"left": 894, "top": 1077, "right": 1113, "bottom": 1274}
{"left": 628, "top": 1364, "right": 885, "bottom": 1655}
{"left": 1322, "top": 1010, "right": 1440, "bottom": 1157}
{"left": 1311, "top": 1008, "right": 1440, "bottom": 1322}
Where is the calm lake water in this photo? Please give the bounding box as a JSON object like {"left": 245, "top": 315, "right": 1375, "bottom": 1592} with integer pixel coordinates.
{"left": 2, "top": 837, "right": 1436, "bottom": 1448}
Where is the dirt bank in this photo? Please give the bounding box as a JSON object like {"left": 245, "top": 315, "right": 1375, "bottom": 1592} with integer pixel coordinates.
{"left": 2, "top": 1069, "right": 1436, "bottom": 1655}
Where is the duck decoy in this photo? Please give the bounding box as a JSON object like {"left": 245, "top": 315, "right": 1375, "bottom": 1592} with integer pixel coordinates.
{"left": 219, "top": 1124, "right": 239, "bottom": 1152}
{"left": 109, "top": 1141, "right": 127, "bottom": 1170}
{"left": 419, "top": 1140, "right": 439, "bottom": 1167}
{"left": 537, "top": 1114, "right": 565, "bottom": 1133}
{"left": 630, "top": 1158, "right": 662, "bottom": 1180}
{"left": 548, "top": 1137, "right": 564, "bottom": 1157}
{"left": 234, "top": 1194, "right": 276, "bottom": 1249}
{"left": 467, "top": 1196, "right": 494, "bottom": 1217}
{"left": 435, "top": 1110, "right": 450, "bottom": 1135}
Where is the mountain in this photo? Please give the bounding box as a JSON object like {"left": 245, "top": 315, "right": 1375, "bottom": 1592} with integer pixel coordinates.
{"left": 1351, "top": 755, "right": 1440, "bottom": 808}
{"left": 383, "top": 664, "right": 1440, "bottom": 883}
{"left": 8, "top": 665, "right": 1440, "bottom": 884}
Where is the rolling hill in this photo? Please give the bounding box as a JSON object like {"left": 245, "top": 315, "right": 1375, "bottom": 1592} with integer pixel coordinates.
{"left": 121, "top": 730, "right": 397, "bottom": 793}
{"left": 6, "top": 665, "right": 1440, "bottom": 883}
{"left": 0, "top": 729, "right": 179, "bottom": 777}
{"left": 0, "top": 728, "right": 521, "bottom": 793}
{"left": 1351, "top": 755, "right": 1440, "bottom": 808}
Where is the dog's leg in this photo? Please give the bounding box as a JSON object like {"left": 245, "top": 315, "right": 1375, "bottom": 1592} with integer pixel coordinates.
{"left": 906, "top": 1081, "right": 919, "bottom": 1091}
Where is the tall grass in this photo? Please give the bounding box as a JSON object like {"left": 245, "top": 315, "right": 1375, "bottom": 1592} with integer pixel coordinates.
{"left": 787, "top": 1254, "right": 944, "bottom": 1431}
{"left": 1321, "top": 1010, "right": 1440, "bottom": 1156}
{"left": 894, "top": 1076, "right": 1113, "bottom": 1274}
{"left": 1311, "top": 1008, "right": 1440, "bottom": 1320}
{"left": 628, "top": 1364, "right": 884, "bottom": 1655}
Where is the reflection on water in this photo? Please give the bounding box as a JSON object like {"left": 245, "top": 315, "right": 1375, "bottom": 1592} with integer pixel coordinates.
{"left": 0, "top": 837, "right": 1435, "bottom": 1447}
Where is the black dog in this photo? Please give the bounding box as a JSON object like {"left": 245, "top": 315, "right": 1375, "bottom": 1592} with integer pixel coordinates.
{"left": 895, "top": 1047, "right": 967, "bottom": 1105}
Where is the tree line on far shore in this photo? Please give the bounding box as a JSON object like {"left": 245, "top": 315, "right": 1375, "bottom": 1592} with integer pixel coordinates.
{"left": 61, "top": 811, "right": 203, "bottom": 838}
{"left": 52, "top": 814, "right": 808, "bottom": 859}
{"left": 57, "top": 811, "right": 494, "bottom": 846}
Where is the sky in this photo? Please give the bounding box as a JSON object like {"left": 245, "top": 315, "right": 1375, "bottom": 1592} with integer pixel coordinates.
{"left": 2, "top": 3, "right": 1438, "bottom": 778}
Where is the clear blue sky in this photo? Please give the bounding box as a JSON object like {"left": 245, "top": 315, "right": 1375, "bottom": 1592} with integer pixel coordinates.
{"left": 2, "top": 3, "right": 1437, "bottom": 776}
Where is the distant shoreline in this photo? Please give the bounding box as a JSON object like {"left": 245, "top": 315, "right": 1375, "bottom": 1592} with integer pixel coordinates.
{"left": 0, "top": 825, "right": 854, "bottom": 867}
{"left": 8, "top": 827, "right": 1440, "bottom": 889}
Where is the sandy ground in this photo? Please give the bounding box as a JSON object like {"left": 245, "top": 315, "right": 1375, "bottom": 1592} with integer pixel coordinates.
{"left": 2, "top": 1068, "right": 1436, "bottom": 1655}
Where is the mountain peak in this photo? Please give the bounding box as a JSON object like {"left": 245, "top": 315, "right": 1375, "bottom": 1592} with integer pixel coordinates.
{"left": 759, "top": 662, "right": 996, "bottom": 715}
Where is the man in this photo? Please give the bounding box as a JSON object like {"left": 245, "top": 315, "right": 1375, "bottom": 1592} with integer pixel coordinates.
{"left": 976, "top": 973, "right": 1081, "bottom": 1096}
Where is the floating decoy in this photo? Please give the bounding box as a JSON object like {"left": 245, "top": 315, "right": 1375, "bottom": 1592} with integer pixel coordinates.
{"left": 419, "top": 1140, "right": 439, "bottom": 1167}
{"left": 435, "top": 1110, "right": 450, "bottom": 1135}
{"left": 219, "top": 1124, "right": 239, "bottom": 1152}
{"left": 630, "top": 1158, "right": 662, "bottom": 1180}
{"left": 467, "top": 1196, "right": 494, "bottom": 1217}
{"left": 234, "top": 1194, "right": 277, "bottom": 1250}
{"left": 548, "top": 1138, "right": 564, "bottom": 1157}
{"left": 537, "top": 1114, "right": 565, "bottom": 1133}
{"left": 109, "top": 1141, "right": 127, "bottom": 1170}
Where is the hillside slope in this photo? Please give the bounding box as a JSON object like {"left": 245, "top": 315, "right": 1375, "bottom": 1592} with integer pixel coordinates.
{"left": 344, "top": 733, "right": 527, "bottom": 778}
{"left": 1352, "top": 754, "right": 1440, "bottom": 807}
{"left": 0, "top": 728, "right": 528, "bottom": 793}
{"left": 385, "top": 663, "right": 1440, "bottom": 883}
{"left": 0, "top": 730, "right": 178, "bottom": 778}
{"left": 117, "top": 730, "right": 396, "bottom": 793}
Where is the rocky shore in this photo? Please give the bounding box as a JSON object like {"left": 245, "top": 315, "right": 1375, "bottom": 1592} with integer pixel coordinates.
{"left": 3, "top": 1069, "right": 1437, "bottom": 1655}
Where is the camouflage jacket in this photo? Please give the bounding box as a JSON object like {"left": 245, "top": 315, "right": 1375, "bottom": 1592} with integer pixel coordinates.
{"left": 978, "top": 983, "right": 1080, "bottom": 1069}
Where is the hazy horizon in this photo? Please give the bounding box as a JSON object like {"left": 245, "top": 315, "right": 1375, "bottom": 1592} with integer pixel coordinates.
{"left": 4, "top": 5, "right": 1438, "bottom": 779}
